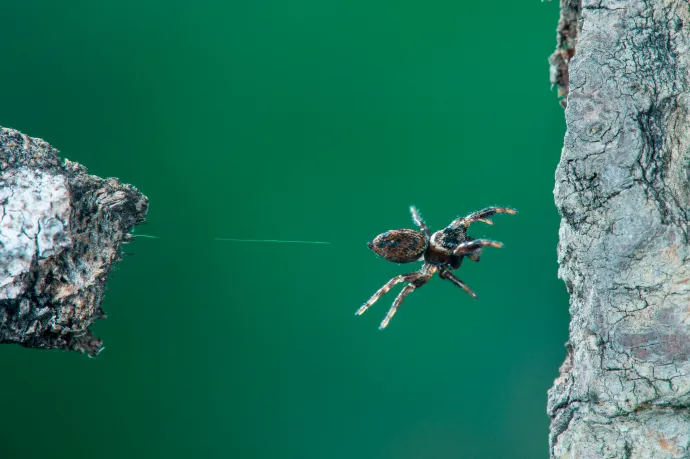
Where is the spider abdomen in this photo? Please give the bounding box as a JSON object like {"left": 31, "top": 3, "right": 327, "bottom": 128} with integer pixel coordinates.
{"left": 367, "top": 229, "right": 427, "bottom": 263}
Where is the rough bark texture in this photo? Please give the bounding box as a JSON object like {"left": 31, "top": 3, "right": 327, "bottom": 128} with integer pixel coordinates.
{"left": 548, "top": 0, "right": 690, "bottom": 457}
{"left": 549, "top": 0, "right": 582, "bottom": 108}
{"left": 0, "top": 127, "right": 148, "bottom": 356}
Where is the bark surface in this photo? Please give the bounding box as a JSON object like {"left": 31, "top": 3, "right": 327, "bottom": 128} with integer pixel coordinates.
{"left": 0, "top": 127, "right": 147, "bottom": 356}
{"left": 548, "top": 0, "right": 690, "bottom": 457}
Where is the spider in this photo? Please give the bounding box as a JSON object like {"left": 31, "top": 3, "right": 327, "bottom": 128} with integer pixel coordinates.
{"left": 356, "top": 206, "right": 517, "bottom": 330}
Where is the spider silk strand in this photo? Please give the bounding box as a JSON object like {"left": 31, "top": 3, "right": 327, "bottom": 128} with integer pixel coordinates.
{"left": 132, "top": 235, "right": 330, "bottom": 244}
{"left": 213, "top": 238, "right": 330, "bottom": 244}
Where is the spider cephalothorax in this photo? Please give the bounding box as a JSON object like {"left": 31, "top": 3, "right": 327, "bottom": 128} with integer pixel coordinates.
{"left": 356, "top": 206, "right": 517, "bottom": 329}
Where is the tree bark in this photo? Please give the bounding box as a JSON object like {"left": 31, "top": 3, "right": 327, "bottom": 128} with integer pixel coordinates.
{"left": 0, "top": 127, "right": 148, "bottom": 356}
{"left": 548, "top": 0, "right": 690, "bottom": 457}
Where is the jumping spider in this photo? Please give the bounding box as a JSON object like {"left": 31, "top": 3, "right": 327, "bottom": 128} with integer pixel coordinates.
{"left": 356, "top": 206, "right": 517, "bottom": 329}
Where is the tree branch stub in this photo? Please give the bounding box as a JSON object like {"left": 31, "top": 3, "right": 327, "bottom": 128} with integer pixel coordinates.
{"left": 0, "top": 127, "right": 147, "bottom": 356}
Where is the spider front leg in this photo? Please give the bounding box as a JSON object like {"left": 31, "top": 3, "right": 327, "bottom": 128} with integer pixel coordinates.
{"left": 451, "top": 239, "right": 503, "bottom": 256}
{"left": 439, "top": 269, "right": 477, "bottom": 298}
{"left": 450, "top": 207, "right": 517, "bottom": 229}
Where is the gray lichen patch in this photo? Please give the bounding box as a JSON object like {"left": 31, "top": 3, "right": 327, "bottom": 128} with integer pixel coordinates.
{"left": 0, "top": 127, "right": 148, "bottom": 355}
{"left": 0, "top": 169, "right": 71, "bottom": 299}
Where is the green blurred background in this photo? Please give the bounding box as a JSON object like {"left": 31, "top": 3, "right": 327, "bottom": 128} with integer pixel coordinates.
{"left": 0, "top": 1, "right": 568, "bottom": 458}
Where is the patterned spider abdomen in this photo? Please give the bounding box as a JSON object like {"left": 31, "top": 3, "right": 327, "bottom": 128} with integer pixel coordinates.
{"left": 367, "top": 229, "right": 427, "bottom": 263}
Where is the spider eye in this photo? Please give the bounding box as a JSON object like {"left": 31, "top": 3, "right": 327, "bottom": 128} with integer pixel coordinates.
{"left": 368, "top": 229, "right": 427, "bottom": 263}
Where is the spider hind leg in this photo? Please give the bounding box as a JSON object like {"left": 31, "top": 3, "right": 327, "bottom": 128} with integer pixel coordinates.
{"left": 357, "top": 264, "right": 437, "bottom": 329}
{"left": 379, "top": 284, "right": 416, "bottom": 330}
{"left": 409, "top": 206, "right": 430, "bottom": 238}
{"left": 356, "top": 272, "right": 421, "bottom": 316}
{"left": 379, "top": 273, "right": 433, "bottom": 329}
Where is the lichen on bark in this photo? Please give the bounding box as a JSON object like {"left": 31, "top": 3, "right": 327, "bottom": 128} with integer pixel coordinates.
{"left": 0, "top": 127, "right": 147, "bottom": 356}
{"left": 548, "top": 0, "right": 690, "bottom": 457}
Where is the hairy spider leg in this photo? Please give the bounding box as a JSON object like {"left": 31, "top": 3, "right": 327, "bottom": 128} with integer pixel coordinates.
{"left": 461, "top": 237, "right": 482, "bottom": 262}
{"left": 379, "top": 284, "right": 416, "bottom": 330}
{"left": 356, "top": 272, "right": 422, "bottom": 316}
{"left": 379, "top": 267, "right": 436, "bottom": 330}
{"left": 466, "top": 251, "right": 481, "bottom": 262}
{"left": 450, "top": 207, "right": 517, "bottom": 229}
{"left": 409, "top": 206, "right": 430, "bottom": 238}
{"left": 451, "top": 239, "right": 503, "bottom": 256}
{"left": 439, "top": 269, "right": 477, "bottom": 298}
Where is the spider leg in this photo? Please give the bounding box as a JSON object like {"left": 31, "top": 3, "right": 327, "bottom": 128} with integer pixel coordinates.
{"left": 465, "top": 243, "right": 482, "bottom": 262}
{"left": 439, "top": 269, "right": 477, "bottom": 298}
{"left": 451, "top": 239, "right": 503, "bottom": 256}
{"left": 466, "top": 251, "right": 481, "bottom": 262}
{"left": 450, "top": 207, "right": 517, "bottom": 229}
{"left": 409, "top": 206, "right": 430, "bottom": 238}
{"left": 356, "top": 272, "right": 422, "bottom": 316}
{"left": 379, "top": 274, "right": 433, "bottom": 330}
